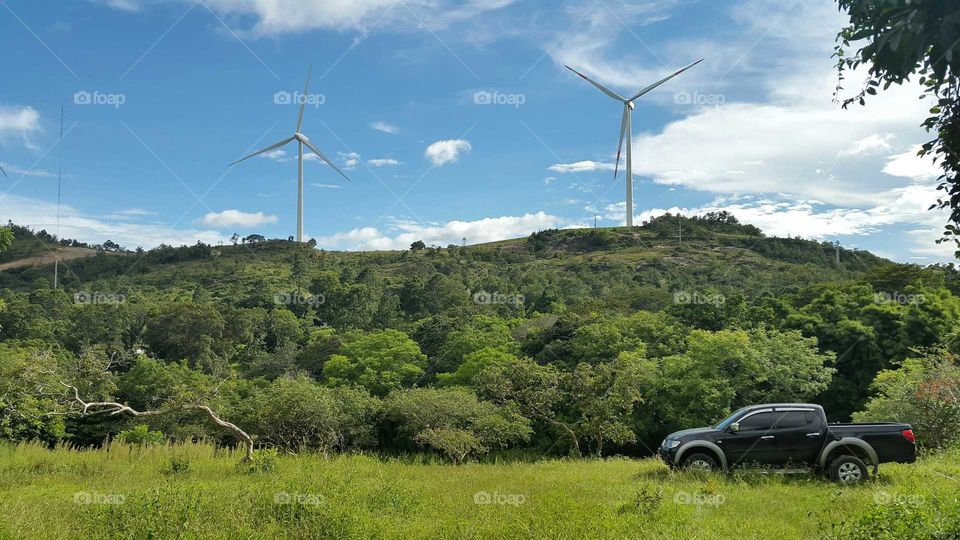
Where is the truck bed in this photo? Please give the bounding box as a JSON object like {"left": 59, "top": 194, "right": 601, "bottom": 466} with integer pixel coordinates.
{"left": 829, "top": 423, "right": 916, "bottom": 464}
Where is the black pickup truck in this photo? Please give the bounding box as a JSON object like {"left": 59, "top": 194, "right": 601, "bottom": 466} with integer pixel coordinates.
{"left": 658, "top": 403, "right": 916, "bottom": 484}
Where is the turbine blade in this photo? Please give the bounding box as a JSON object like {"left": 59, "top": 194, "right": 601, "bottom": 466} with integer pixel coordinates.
{"left": 614, "top": 105, "right": 629, "bottom": 179}
{"left": 301, "top": 138, "right": 351, "bottom": 182}
{"left": 296, "top": 64, "right": 313, "bottom": 132}
{"left": 627, "top": 59, "right": 703, "bottom": 102}
{"left": 0, "top": 164, "right": 7, "bottom": 177}
{"left": 228, "top": 136, "right": 295, "bottom": 167}
{"left": 564, "top": 65, "right": 625, "bottom": 102}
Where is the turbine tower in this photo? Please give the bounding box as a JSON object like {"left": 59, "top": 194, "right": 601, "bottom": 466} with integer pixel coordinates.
{"left": 565, "top": 59, "right": 703, "bottom": 227}
{"left": 228, "top": 65, "right": 350, "bottom": 242}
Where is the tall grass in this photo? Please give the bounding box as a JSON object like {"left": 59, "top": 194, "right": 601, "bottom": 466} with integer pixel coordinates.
{"left": 0, "top": 443, "right": 957, "bottom": 539}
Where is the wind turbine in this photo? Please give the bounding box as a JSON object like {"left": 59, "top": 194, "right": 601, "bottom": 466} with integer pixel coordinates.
{"left": 228, "top": 65, "right": 350, "bottom": 242}
{"left": 565, "top": 59, "right": 703, "bottom": 227}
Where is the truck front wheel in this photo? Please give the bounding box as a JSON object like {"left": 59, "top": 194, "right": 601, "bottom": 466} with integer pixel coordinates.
{"left": 828, "top": 455, "right": 869, "bottom": 485}
{"left": 682, "top": 452, "right": 719, "bottom": 472}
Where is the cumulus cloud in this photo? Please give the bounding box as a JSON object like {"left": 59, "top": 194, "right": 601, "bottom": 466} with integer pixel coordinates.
{"left": 548, "top": 161, "right": 616, "bottom": 173}
{"left": 370, "top": 121, "right": 399, "bottom": 134}
{"left": 197, "top": 209, "right": 278, "bottom": 228}
{"left": 314, "top": 211, "right": 566, "bottom": 250}
{"left": 0, "top": 105, "right": 42, "bottom": 148}
{"left": 425, "top": 139, "right": 471, "bottom": 167}
{"left": 339, "top": 151, "right": 361, "bottom": 169}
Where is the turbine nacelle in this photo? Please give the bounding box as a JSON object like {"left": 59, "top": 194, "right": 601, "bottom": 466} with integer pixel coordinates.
{"left": 627, "top": 101, "right": 635, "bottom": 110}
{"left": 294, "top": 133, "right": 309, "bottom": 143}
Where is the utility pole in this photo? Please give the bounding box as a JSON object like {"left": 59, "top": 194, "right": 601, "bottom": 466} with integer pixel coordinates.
{"left": 594, "top": 214, "right": 598, "bottom": 228}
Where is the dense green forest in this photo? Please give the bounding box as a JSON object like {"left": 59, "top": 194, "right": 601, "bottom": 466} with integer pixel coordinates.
{"left": 1, "top": 214, "right": 959, "bottom": 460}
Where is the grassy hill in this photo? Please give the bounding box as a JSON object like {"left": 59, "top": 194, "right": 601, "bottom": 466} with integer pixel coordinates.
{"left": 0, "top": 215, "right": 891, "bottom": 303}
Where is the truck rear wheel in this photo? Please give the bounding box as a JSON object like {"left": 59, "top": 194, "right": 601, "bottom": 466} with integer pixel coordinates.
{"left": 829, "top": 455, "right": 869, "bottom": 485}
{"left": 682, "top": 452, "right": 718, "bottom": 472}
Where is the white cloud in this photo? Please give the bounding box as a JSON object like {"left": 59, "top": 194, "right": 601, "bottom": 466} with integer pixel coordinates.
{"left": 98, "top": 0, "right": 141, "bottom": 11}
{"left": 197, "top": 209, "right": 278, "bottom": 228}
{"left": 882, "top": 145, "right": 942, "bottom": 182}
{"left": 311, "top": 183, "right": 342, "bottom": 189}
{"left": 548, "top": 160, "right": 616, "bottom": 173}
{"left": 260, "top": 149, "right": 287, "bottom": 160}
{"left": 425, "top": 139, "right": 471, "bottom": 167}
{"left": 367, "top": 158, "right": 401, "bottom": 167}
{"left": 315, "top": 211, "right": 566, "bottom": 250}
{"left": 0, "top": 162, "right": 57, "bottom": 178}
{"left": 839, "top": 134, "right": 895, "bottom": 157}
{"left": 0, "top": 105, "right": 42, "bottom": 148}
{"left": 107, "top": 0, "right": 517, "bottom": 36}
{"left": 0, "top": 193, "right": 228, "bottom": 248}
{"left": 370, "top": 121, "right": 399, "bottom": 134}
{"left": 339, "top": 151, "right": 361, "bottom": 169}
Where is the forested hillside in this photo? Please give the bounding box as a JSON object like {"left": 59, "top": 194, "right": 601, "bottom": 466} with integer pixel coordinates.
{"left": 2, "top": 213, "right": 959, "bottom": 458}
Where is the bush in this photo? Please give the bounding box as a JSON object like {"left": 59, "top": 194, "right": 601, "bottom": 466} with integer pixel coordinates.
{"left": 238, "top": 447, "right": 279, "bottom": 474}
{"left": 240, "top": 376, "right": 382, "bottom": 452}
{"left": 117, "top": 425, "right": 165, "bottom": 446}
{"left": 385, "top": 387, "right": 531, "bottom": 462}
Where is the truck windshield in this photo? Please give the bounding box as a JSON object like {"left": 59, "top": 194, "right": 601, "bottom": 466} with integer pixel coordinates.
{"left": 714, "top": 407, "right": 750, "bottom": 430}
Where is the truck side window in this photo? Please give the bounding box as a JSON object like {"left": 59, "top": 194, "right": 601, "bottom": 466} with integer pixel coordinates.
{"left": 739, "top": 412, "right": 771, "bottom": 431}
{"left": 773, "top": 411, "right": 809, "bottom": 429}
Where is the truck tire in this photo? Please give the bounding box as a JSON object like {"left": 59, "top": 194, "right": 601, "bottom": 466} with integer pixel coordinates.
{"left": 829, "top": 455, "right": 869, "bottom": 485}
{"left": 682, "top": 452, "right": 718, "bottom": 472}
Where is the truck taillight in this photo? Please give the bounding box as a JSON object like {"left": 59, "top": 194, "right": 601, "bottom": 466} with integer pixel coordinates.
{"left": 902, "top": 429, "right": 915, "bottom": 443}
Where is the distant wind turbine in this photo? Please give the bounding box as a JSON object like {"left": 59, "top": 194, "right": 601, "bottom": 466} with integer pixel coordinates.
{"left": 565, "top": 59, "right": 703, "bottom": 227}
{"left": 228, "top": 65, "right": 350, "bottom": 242}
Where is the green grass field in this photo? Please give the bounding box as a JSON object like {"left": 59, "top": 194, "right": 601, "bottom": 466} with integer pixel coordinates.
{"left": 1, "top": 444, "right": 958, "bottom": 539}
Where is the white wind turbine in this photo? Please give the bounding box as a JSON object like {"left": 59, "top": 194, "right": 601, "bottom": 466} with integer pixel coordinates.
{"left": 565, "top": 59, "right": 702, "bottom": 227}
{"left": 228, "top": 65, "right": 350, "bottom": 242}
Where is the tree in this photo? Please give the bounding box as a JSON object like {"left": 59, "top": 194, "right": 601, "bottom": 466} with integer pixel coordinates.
{"left": 410, "top": 240, "right": 426, "bottom": 251}
{"left": 855, "top": 348, "right": 960, "bottom": 450}
{"left": 24, "top": 351, "right": 255, "bottom": 461}
{"left": 835, "top": 0, "right": 960, "bottom": 253}
{"left": 321, "top": 329, "right": 428, "bottom": 396}
{"left": 475, "top": 357, "right": 580, "bottom": 455}
{"left": 385, "top": 387, "right": 531, "bottom": 463}
{"left": 230, "top": 233, "right": 240, "bottom": 245}
{"left": 243, "top": 234, "right": 266, "bottom": 244}
{"left": 0, "top": 227, "right": 13, "bottom": 252}
{"left": 237, "top": 376, "right": 381, "bottom": 452}
{"left": 566, "top": 355, "right": 652, "bottom": 456}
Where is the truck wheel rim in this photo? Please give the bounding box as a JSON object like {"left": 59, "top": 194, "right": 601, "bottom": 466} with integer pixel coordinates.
{"left": 688, "top": 459, "right": 712, "bottom": 471}
{"left": 838, "top": 462, "right": 862, "bottom": 482}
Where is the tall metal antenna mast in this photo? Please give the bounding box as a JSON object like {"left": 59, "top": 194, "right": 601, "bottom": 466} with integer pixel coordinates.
{"left": 54, "top": 106, "right": 64, "bottom": 289}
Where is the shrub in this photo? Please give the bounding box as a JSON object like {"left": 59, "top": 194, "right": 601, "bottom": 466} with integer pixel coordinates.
{"left": 117, "top": 425, "right": 165, "bottom": 446}
{"left": 241, "top": 376, "right": 382, "bottom": 452}
{"left": 385, "top": 387, "right": 531, "bottom": 462}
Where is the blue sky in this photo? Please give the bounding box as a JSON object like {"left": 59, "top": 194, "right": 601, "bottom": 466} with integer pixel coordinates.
{"left": 0, "top": 0, "right": 953, "bottom": 262}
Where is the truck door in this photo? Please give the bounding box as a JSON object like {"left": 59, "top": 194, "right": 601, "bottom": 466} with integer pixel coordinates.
{"left": 718, "top": 410, "right": 778, "bottom": 467}
{"left": 772, "top": 409, "right": 822, "bottom": 466}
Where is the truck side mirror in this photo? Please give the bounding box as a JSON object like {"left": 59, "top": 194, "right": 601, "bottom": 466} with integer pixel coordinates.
{"left": 730, "top": 422, "right": 740, "bottom": 433}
